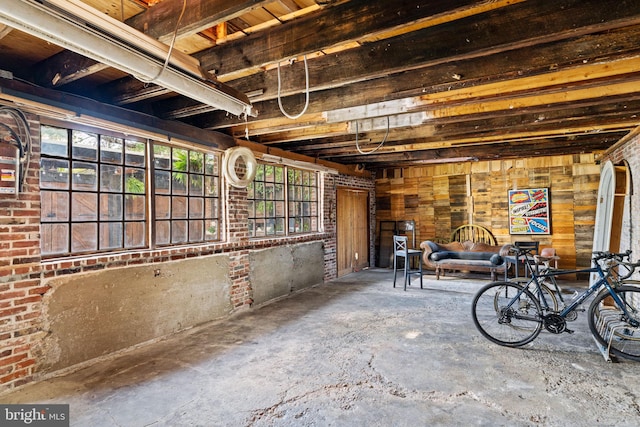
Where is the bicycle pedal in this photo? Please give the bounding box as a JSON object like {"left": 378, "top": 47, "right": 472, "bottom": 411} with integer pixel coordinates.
{"left": 565, "top": 328, "right": 574, "bottom": 334}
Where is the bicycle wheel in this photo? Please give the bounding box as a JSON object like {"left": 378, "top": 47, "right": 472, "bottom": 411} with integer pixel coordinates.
{"left": 588, "top": 286, "right": 640, "bottom": 361}
{"left": 527, "top": 281, "right": 558, "bottom": 312}
{"left": 472, "top": 282, "right": 543, "bottom": 347}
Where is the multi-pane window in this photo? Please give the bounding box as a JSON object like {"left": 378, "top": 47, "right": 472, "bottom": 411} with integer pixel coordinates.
{"left": 247, "top": 164, "right": 285, "bottom": 237}
{"left": 40, "top": 125, "right": 146, "bottom": 256}
{"left": 40, "top": 124, "right": 222, "bottom": 258}
{"left": 288, "top": 169, "right": 318, "bottom": 234}
{"left": 247, "top": 164, "right": 319, "bottom": 237}
{"left": 153, "top": 144, "right": 220, "bottom": 245}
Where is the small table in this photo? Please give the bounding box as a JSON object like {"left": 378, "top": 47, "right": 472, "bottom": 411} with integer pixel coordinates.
{"left": 504, "top": 254, "right": 531, "bottom": 280}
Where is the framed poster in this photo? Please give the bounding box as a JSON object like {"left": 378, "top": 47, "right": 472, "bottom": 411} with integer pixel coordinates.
{"left": 508, "top": 188, "right": 550, "bottom": 234}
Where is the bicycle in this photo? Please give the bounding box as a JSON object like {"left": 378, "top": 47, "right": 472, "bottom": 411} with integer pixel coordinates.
{"left": 471, "top": 250, "right": 640, "bottom": 361}
{"left": 507, "top": 247, "right": 567, "bottom": 314}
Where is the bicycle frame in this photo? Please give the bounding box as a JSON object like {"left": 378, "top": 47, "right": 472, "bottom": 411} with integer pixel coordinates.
{"left": 507, "top": 253, "right": 638, "bottom": 325}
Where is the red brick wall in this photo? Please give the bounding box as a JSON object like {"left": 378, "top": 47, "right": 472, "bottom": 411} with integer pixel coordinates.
{"left": 0, "top": 104, "right": 376, "bottom": 392}
{"left": 0, "top": 110, "right": 44, "bottom": 389}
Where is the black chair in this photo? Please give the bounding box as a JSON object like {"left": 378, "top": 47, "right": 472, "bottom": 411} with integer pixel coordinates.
{"left": 393, "top": 235, "right": 423, "bottom": 291}
{"left": 505, "top": 241, "right": 539, "bottom": 279}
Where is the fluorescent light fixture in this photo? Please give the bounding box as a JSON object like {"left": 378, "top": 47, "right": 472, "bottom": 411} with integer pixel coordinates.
{"left": 0, "top": 0, "right": 254, "bottom": 117}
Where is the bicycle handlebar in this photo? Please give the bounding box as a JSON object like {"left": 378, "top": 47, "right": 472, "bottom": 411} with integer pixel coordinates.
{"left": 592, "top": 250, "right": 640, "bottom": 281}
{"left": 592, "top": 250, "right": 632, "bottom": 262}
{"left": 507, "top": 246, "right": 639, "bottom": 280}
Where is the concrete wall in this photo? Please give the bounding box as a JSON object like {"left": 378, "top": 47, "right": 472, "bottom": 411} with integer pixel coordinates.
{"left": 37, "top": 241, "right": 326, "bottom": 372}
{"left": 250, "top": 241, "right": 324, "bottom": 305}
{"left": 39, "top": 254, "right": 232, "bottom": 372}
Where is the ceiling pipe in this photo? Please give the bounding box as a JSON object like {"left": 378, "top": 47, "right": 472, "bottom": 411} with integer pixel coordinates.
{"left": 0, "top": 0, "right": 255, "bottom": 118}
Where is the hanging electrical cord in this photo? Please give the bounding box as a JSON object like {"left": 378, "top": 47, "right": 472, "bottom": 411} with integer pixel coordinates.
{"left": 277, "top": 55, "right": 310, "bottom": 119}
{"left": 138, "top": 0, "right": 187, "bottom": 85}
{"left": 355, "top": 116, "right": 390, "bottom": 155}
{"left": 0, "top": 107, "right": 31, "bottom": 191}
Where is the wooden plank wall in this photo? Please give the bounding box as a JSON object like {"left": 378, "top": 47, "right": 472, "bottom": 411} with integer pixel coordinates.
{"left": 375, "top": 154, "right": 601, "bottom": 270}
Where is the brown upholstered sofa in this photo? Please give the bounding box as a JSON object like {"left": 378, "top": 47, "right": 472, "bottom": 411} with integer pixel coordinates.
{"left": 420, "top": 240, "right": 513, "bottom": 280}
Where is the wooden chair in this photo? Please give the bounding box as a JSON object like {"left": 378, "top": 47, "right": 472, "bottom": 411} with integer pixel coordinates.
{"left": 450, "top": 224, "right": 497, "bottom": 245}
{"left": 393, "top": 235, "right": 423, "bottom": 291}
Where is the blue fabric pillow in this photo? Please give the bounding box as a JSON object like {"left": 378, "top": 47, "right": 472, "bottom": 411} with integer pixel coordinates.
{"left": 490, "top": 254, "right": 504, "bottom": 265}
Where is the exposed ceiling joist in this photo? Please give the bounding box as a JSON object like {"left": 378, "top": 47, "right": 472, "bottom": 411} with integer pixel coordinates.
{"left": 1, "top": 0, "right": 640, "bottom": 169}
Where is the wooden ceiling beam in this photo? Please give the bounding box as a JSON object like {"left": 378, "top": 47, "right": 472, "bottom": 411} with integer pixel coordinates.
{"left": 284, "top": 96, "right": 640, "bottom": 152}
{"left": 174, "top": 21, "right": 640, "bottom": 125}
{"left": 269, "top": 95, "right": 640, "bottom": 160}
{"left": 324, "top": 133, "right": 627, "bottom": 166}
{"left": 198, "top": 0, "right": 640, "bottom": 79}
{"left": 197, "top": 0, "right": 496, "bottom": 79}
{"left": 127, "top": 0, "right": 273, "bottom": 43}
{"left": 229, "top": 73, "right": 640, "bottom": 147}
{"left": 107, "top": 1, "right": 640, "bottom": 113}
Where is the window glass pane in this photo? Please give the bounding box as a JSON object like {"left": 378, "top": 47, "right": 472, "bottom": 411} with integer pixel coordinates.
{"left": 154, "top": 170, "right": 171, "bottom": 194}
{"left": 255, "top": 181, "right": 264, "bottom": 199}
{"left": 172, "top": 196, "right": 187, "bottom": 218}
{"left": 265, "top": 165, "right": 274, "bottom": 182}
{"left": 72, "top": 130, "right": 98, "bottom": 161}
{"left": 155, "top": 221, "right": 170, "bottom": 245}
{"left": 204, "top": 153, "right": 217, "bottom": 175}
{"left": 172, "top": 220, "right": 187, "bottom": 243}
{"left": 189, "top": 175, "right": 203, "bottom": 196}
{"left": 205, "top": 176, "right": 217, "bottom": 196}
{"left": 71, "top": 223, "right": 97, "bottom": 252}
{"left": 205, "top": 220, "right": 218, "bottom": 240}
{"left": 173, "top": 173, "right": 187, "bottom": 195}
{"left": 72, "top": 193, "right": 97, "bottom": 221}
{"left": 100, "top": 222, "right": 123, "bottom": 249}
{"left": 41, "top": 191, "right": 69, "bottom": 222}
{"left": 254, "top": 219, "right": 265, "bottom": 237}
{"left": 155, "top": 195, "right": 171, "bottom": 219}
{"left": 125, "top": 140, "right": 145, "bottom": 166}
{"left": 100, "top": 165, "right": 123, "bottom": 192}
{"left": 189, "top": 198, "right": 204, "bottom": 218}
{"left": 100, "top": 135, "right": 123, "bottom": 164}
{"left": 125, "top": 222, "right": 146, "bottom": 248}
{"left": 71, "top": 162, "right": 97, "bottom": 191}
{"left": 173, "top": 148, "right": 188, "bottom": 171}
{"left": 154, "top": 145, "right": 171, "bottom": 169}
{"left": 100, "top": 194, "right": 123, "bottom": 220}
{"left": 41, "top": 223, "right": 69, "bottom": 255}
{"left": 125, "top": 168, "right": 145, "bottom": 194}
{"left": 205, "top": 198, "right": 218, "bottom": 219}
{"left": 189, "top": 220, "right": 203, "bottom": 242}
{"left": 189, "top": 151, "right": 204, "bottom": 173}
{"left": 125, "top": 195, "right": 146, "bottom": 220}
{"left": 41, "top": 126, "right": 68, "bottom": 157}
{"left": 40, "top": 158, "right": 69, "bottom": 189}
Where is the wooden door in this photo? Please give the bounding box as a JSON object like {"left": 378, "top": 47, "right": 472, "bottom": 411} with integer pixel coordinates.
{"left": 336, "top": 188, "right": 369, "bottom": 277}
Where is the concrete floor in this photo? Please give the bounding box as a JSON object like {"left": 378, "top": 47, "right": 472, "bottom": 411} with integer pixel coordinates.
{"left": 3, "top": 269, "right": 640, "bottom": 426}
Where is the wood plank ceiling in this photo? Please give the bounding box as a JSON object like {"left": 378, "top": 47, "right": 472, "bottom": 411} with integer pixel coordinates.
{"left": 1, "top": 0, "right": 640, "bottom": 170}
